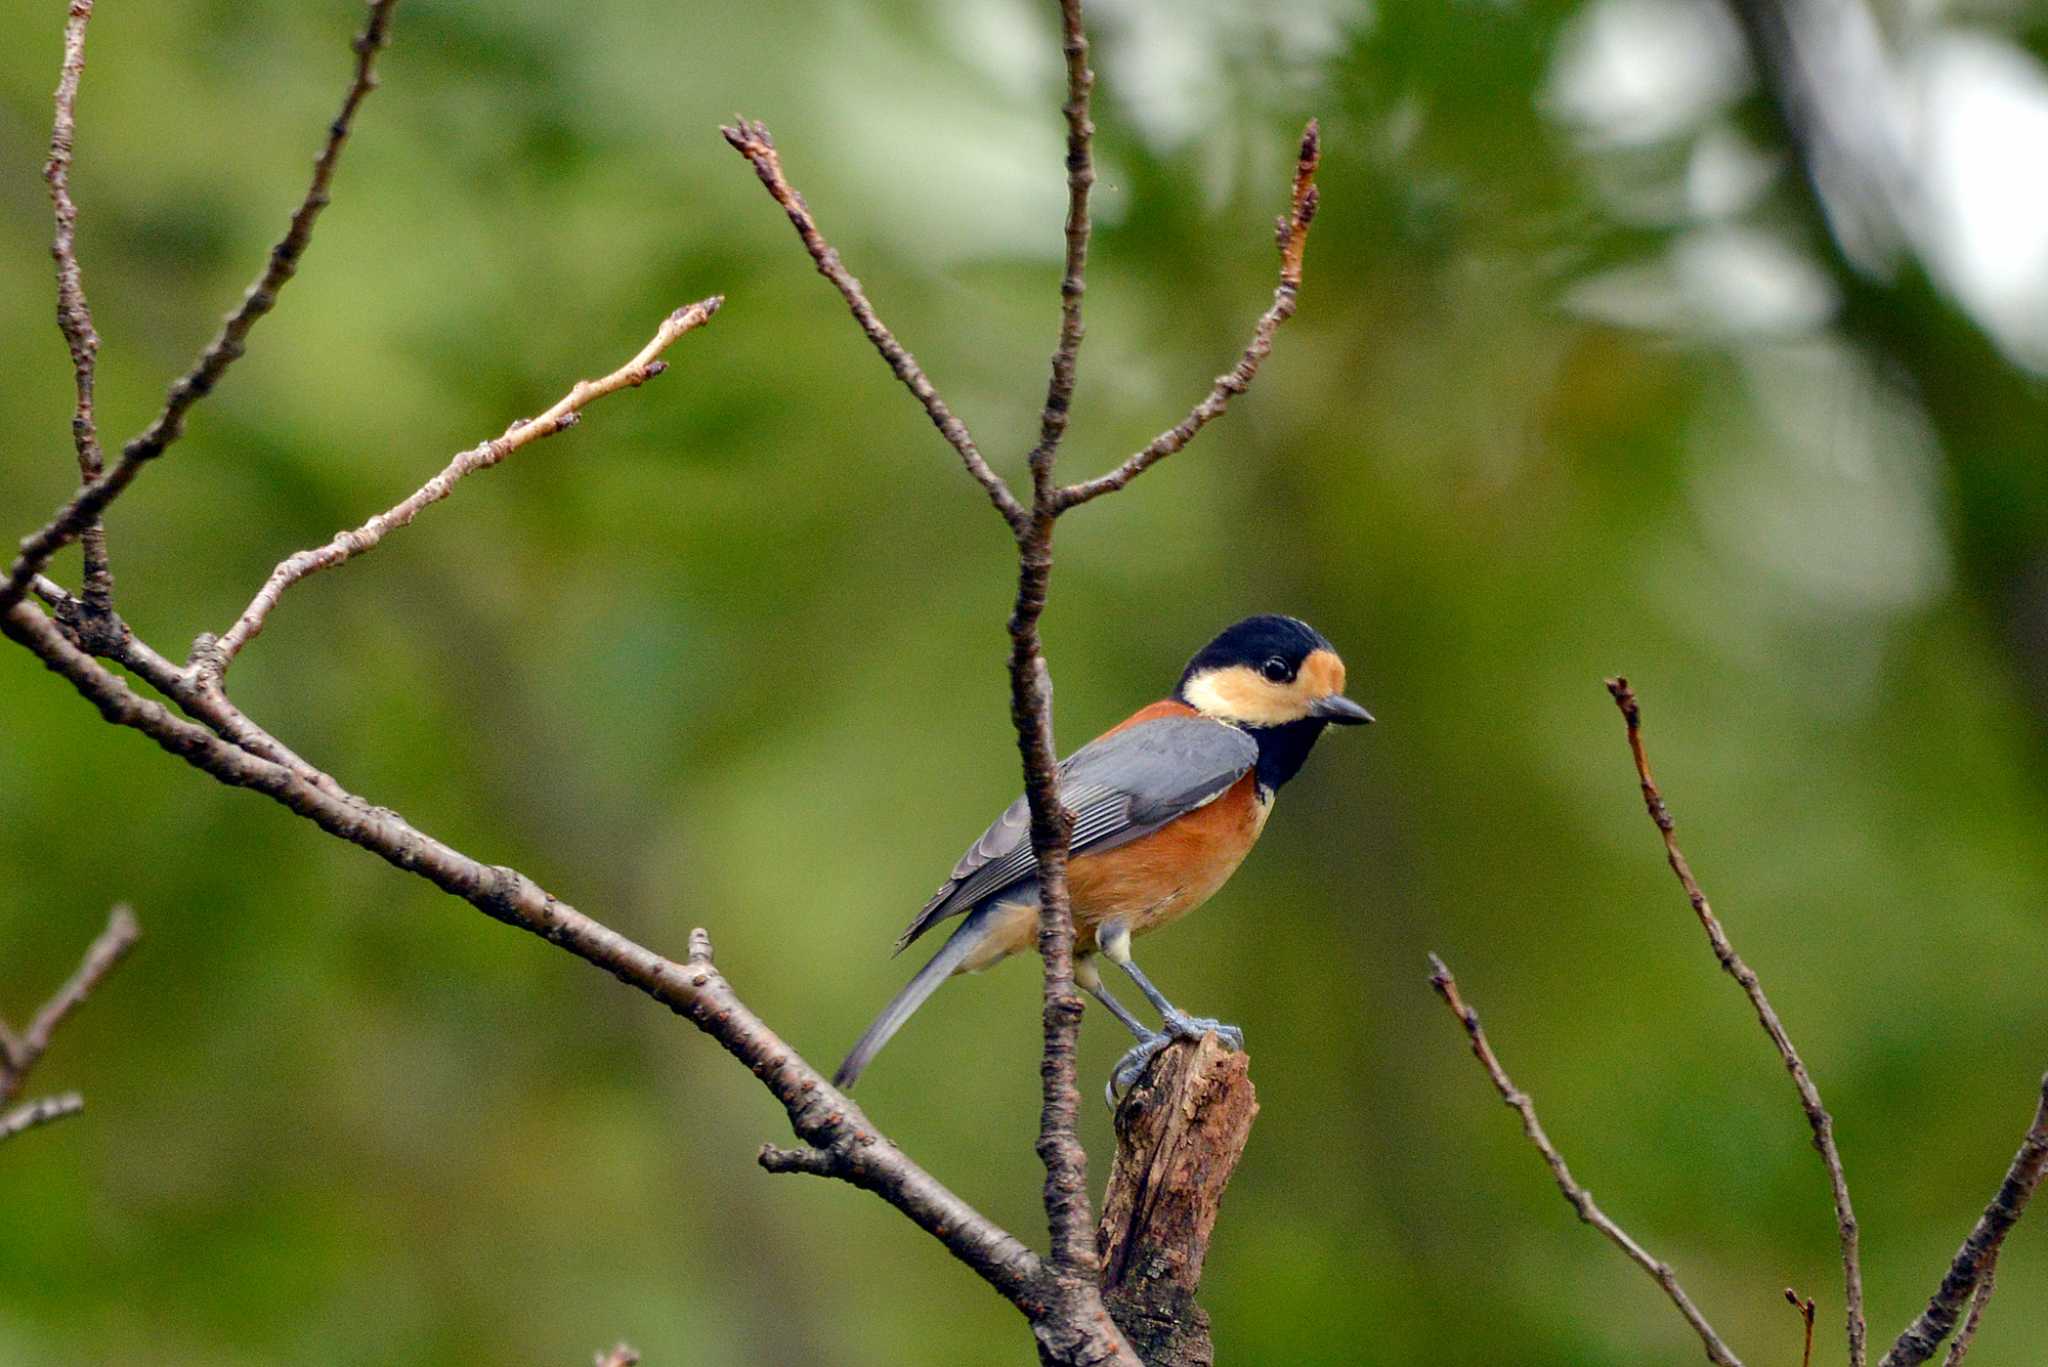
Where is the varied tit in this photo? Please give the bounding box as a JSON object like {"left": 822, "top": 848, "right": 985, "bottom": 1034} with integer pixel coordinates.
{"left": 835, "top": 614, "right": 1372, "bottom": 1104}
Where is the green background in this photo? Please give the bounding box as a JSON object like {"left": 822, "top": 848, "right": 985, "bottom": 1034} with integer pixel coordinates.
{"left": 4, "top": 0, "right": 2046, "bottom": 1362}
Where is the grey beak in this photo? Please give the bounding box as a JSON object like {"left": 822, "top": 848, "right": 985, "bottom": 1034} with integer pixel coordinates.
{"left": 1310, "top": 694, "right": 1375, "bottom": 725}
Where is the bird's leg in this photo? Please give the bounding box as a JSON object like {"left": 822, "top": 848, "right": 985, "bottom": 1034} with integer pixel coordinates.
{"left": 1075, "top": 955, "right": 1151, "bottom": 1040}
{"left": 1116, "top": 958, "right": 1245, "bottom": 1051}
{"left": 1097, "top": 921, "right": 1245, "bottom": 1105}
{"left": 1078, "top": 953, "right": 1161, "bottom": 1109}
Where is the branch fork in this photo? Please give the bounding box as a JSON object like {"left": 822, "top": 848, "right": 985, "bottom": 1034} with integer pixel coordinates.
{"left": 0, "top": 904, "right": 140, "bottom": 1145}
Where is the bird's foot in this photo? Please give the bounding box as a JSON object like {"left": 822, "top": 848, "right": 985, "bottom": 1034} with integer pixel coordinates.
{"left": 1104, "top": 1013, "right": 1246, "bottom": 1107}
{"left": 1106, "top": 1031, "right": 1171, "bottom": 1108}
{"left": 1162, "top": 1009, "right": 1244, "bottom": 1052}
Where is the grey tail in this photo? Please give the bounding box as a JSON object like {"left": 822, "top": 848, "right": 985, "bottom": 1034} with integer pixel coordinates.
{"left": 835, "top": 912, "right": 992, "bottom": 1090}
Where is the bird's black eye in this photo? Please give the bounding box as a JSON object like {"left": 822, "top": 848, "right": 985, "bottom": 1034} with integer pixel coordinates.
{"left": 1260, "top": 656, "right": 1293, "bottom": 683}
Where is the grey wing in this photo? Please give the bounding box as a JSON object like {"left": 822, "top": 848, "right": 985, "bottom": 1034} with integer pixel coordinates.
{"left": 892, "top": 716, "right": 1257, "bottom": 952}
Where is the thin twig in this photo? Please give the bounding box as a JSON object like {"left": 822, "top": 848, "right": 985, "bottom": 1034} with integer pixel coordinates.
{"left": 43, "top": 0, "right": 111, "bottom": 623}
{"left": 0, "top": 904, "right": 140, "bottom": 1107}
{"left": 719, "top": 118, "right": 1028, "bottom": 534}
{"left": 0, "top": 1093, "right": 85, "bottom": 1143}
{"left": 1940, "top": 1267, "right": 1994, "bottom": 1367}
{"left": 0, "top": 905, "right": 138, "bottom": 1147}
{"left": 1605, "top": 676, "right": 1867, "bottom": 1367}
{"left": 1023, "top": 0, "right": 1095, "bottom": 502}
{"left": 124, "top": 0, "right": 398, "bottom": 468}
{"left": 1787, "top": 1288, "right": 1817, "bottom": 1367}
{"left": 197, "top": 297, "right": 722, "bottom": 683}
{"left": 0, "top": 0, "right": 397, "bottom": 615}
{"left": 1878, "top": 1075, "right": 2048, "bottom": 1367}
{"left": 1427, "top": 954, "right": 1744, "bottom": 1367}
{"left": 1056, "top": 120, "right": 1320, "bottom": 511}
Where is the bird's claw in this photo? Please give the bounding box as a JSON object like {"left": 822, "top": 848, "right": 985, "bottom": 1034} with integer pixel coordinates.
{"left": 1106, "top": 1032, "right": 1170, "bottom": 1108}
{"left": 1164, "top": 1010, "right": 1244, "bottom": 1052}
{"left": 1104, "top": 1014, "right": 1246, "bottom": 1107}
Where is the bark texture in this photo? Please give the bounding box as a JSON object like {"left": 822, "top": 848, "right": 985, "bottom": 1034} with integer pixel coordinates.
{"left": 1097, "top": 1037, "right": 1258, "bottom": 1367}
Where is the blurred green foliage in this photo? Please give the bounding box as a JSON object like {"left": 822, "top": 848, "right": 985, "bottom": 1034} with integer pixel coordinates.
{"left": 4, "top": 0, "right": 2048, "bottom": 1362}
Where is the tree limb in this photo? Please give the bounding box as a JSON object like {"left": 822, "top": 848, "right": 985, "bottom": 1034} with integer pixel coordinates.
{"left": 0, "top": 903, "right": 139, "bottom": 1145}
{"left": 1606, "top": 676, "right": 1866, "bottom": 1366}
{"left": 0, "top": 1094, "right": 85, "bottom": 1142}
{"left": 33, "top": 574, "right": 350, "bottom": 799}
{"left": 123, "top": 0, "right": 399, "bottom": 469}
{"left": 7, "top": 0, "right": 1060, "bottom": 1313}
{"left": 1023, "top": 0, "right": 1095, "bottom": 502}
{"left": 1878, "top": 1076, "right": 2048, "bottom": 1367}
{"left": 1785, "top": 1288, "right": 1816, "bottom": 1367}
{"left": 1940, "top": 1267, "right": 1994, "bottom": 1367}
{"left": 4, "top": 589, "right": 1053, "bottom": 1310}
{"left": 43, "top": 0, "right": 110, "bottom": 627}
{"left": 1428, "top": 955, "right": 1744, "bottom": 1367}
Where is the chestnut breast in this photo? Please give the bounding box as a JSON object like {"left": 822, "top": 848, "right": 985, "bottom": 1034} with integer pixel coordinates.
{"left": 1067, "top": 769, "right": 1272, "bottom": 951}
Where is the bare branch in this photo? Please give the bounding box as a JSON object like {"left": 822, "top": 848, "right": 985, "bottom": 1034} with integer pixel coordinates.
{"left": 982, "top": 7, "right": 1107, "bottom": 1323}
{"left": 757, "top": 1142, "right": 839, "bottom": 1178}
{"left": 0, "top": 904, "right": 140, "bottom": 1108}
{"left": 0, "top": 1093, "right": 85, "bottom": 1143}
{"left": 0, "top": 904, "right": 137, "bottom": 1148}
{"left": 10, "top": 904, "right": 140, "bottom": 1090}
{"left": 0, "top": 0, "right": 396, "bottom": 615}
{"left": 1023, "top": 0, "right": 1095, "bottom": 502}
{"left": 0, "top": 600, "right": 1053, "bottom": 1314}
{"left": 1428, "top": 955, "right": 1744, "bottom": 1367}
{"left": 124, "top": 0, "right": 398, "bottom": 468}
{"left": 995, "top": 512, "right": 1118, "bottom": 1363}
{"left": 1786, "top": 1288, "right": 1817, "bottom": 1367}
{"left": 197, "top": 297, "right": 723, "bottom": 683}
{"left": 1606, "top": 676, "right": 1867, "bottom": 1366}
{"left": 1056, "top": 120, "right": 1320, "bottom": 511}
{"left": 719, "top": 118, "right": 1028, "bottom": 534}
{"left": 33, "top": 575, "right": 352, "bottom": 799}
{"left": 1940, "top": 1268, "right": 1994, "bottom": 1367}
{"left": 44, "top": 0, "right": 111, "bottom": 622}
{"left": 1878, "top": 1075, "right": 2048, "bottom": 1367}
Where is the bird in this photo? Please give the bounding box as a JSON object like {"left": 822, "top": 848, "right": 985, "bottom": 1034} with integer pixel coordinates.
{"left": 833, "top": 614, "right": 1372, "bottom": 1104}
